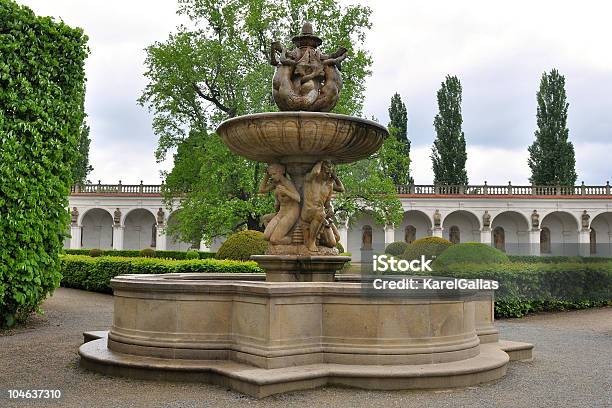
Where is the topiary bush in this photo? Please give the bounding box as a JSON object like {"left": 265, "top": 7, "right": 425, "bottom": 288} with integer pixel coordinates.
{"left": 60, "top": 255, "right": 264, "bottom": 293}
{"left": 89, "top": 249, "right": 103, "bottom": 258}
{"left": 384, "top": 241, "right": 410, "bottom": 257}
{"left": 401, "top": 237, "right": 453, "bottom": 262}
{"left": 216, "top": 230, "right": 268, "bottom": 261}
{"left": 433, "top": 243, "right": 509, "bottom": 269}
{"left": 0, "top": 1, "right": 88, "bottom": 328}
{"left": 185, "top": 249, "right": 199, "bottom": 260}
{"left": 139, "top": 248, "right": 156, "bottom": 258}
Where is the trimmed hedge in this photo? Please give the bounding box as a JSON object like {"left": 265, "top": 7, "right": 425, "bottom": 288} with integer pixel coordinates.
{"left": 386, "top": 261, "right": 611, "bottom": 318}
{"left": 60, "top": 255, "right": 263, "bottom": 293}
{"left": 433, "top": 243, "right": 509, "bottom": 268}
{"left": 216, "top": 230, "right": 268, "bottom": 261}
{"left": 0, "top": 1, "right": 88, "bottom": 328}
{"left": 401, "top": 237, "right": 453, "bottom": 261}
{"left": 385, "top": 241, "right": 410, "bottom": 257}
{"left": 509, "top": 255, "right": 612, "bottom": 264}
{"left": 64, "top": 249, "right": 216, "bottom": 260}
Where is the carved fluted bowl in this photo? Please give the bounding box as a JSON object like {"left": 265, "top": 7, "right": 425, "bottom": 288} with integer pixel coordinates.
{"left": 216, "top": 112, "right": 388, "bottom": 164}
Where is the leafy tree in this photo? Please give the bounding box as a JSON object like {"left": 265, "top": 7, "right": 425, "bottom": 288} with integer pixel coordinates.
{"left": 431, "top": 75, "right": 468, "bottom": 185}
{"left": 528, "top": 69, "right": 577, "bottom": 186}
{"left": 72, "top": 119, "right": 94, "bottom": 185}
{"left": 0, "top": 0, "right": 88, "bottom": 327}
{"left": 141, "top": 0, "right": 402, "bottom": 243}
{"left": 385, "top": 93, "right": 412, "bottom": 185}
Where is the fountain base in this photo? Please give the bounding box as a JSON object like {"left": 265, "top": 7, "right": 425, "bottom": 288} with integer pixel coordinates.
{"left": 252, "top": 255, "right": 350, "bottom": 282}
{"left": 78, "top": 273, "right": 533, "bottom": 398}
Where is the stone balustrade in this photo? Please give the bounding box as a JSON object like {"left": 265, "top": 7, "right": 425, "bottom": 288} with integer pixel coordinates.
{"left": 72, "top": 182, "right": 612, "bottom": 197}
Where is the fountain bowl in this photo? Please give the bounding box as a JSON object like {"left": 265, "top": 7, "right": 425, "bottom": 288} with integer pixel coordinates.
{"left": 216, "top": 111, "right": 388, "bottom": 164}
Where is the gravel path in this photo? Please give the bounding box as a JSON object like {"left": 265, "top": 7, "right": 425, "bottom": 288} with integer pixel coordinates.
{"left": 1, "top": 288, "right": 610, "bottom": 408}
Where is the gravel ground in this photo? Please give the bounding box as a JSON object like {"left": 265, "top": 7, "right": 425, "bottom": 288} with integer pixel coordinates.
{"left": 0, "top": 287, "right": 610, "bottom": 408}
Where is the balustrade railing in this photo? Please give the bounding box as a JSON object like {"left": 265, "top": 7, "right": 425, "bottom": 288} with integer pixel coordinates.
{"left": 396, "top": 181, "right": 611, "bottom": 196}
{"left": 71, "top": 181, "right": 162, "bottom": 195}
{"left": 72, "top": 181, "right": 612, "bottom": 197}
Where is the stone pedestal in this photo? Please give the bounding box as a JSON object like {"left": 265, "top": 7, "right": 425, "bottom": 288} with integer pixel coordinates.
{"left": 480, "top": 228, "right": 492, "bottom": 245}
{"left": 155, "top": 226, "right": 167, "bottom": 250}
{"left": 384, "top": 224, "right": 395, "bottom": 246}
{"left": 70, "top": 225, "right": 82, "bottom": 249}
{"left": 112, "top": 226, "right": 124, "bottom": 250}
{"left": 528, "top": 229, "right": 541, "bottom": 255}
{"left": 252, "top": 255, "right": 350, "bottom": 282}
{"left": 579, "top": 229, "right": 591, "bottom": 257}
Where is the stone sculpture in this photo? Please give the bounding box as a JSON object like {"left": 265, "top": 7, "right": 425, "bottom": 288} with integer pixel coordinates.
{"left": 318, "top": 201, "right": 341, "bottom": 248}
{"left": 114, "top": 208, "right": 121, "bottom": 226}
{"left": 156, "top": 208, "right": 165, "bottom": 226}
{"left": 582, "top": 210, "right": 590, "bottom": 230}
{"left": 259, "top": 164, "right": 301, "bottom": 245}
{"left": 482, "top": 210, "right": 491, "bottom": 229}
{"left": 531, "top": 210, "right": 539, "bottom": 229}
{"left": 71, "top": 207, "right": 79, "bottom": 226}
{"left": 301, "top": 160, "right": 345, "bottom": 252}
{"left": 433, "top": 210, "right": 441, "bottom": 228}
{"left": 270, "top": 22, "right": 347, "bottom": 112}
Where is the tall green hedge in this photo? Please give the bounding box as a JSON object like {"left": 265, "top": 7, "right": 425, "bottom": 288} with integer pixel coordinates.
{"left": 60, "top": 255, "right": 263, "bottom": 293}
{"left": 0, "top": 1, "right": 88, "bottom": 327}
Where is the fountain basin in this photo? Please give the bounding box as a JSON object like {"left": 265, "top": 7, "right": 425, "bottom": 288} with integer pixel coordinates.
{"left": 216, "top": 112, "right": 387, "bottom": 164}
{"left": 79, "top": 273, "right": 532, "bottom": 397}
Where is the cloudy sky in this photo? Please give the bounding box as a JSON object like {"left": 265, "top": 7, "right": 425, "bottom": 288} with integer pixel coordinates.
{"left": 18, "top": 0, "right": 612, "bottom": 185}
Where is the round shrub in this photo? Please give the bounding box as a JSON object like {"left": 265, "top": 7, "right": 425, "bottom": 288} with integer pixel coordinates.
{"left": 139, "top": 248, "right": 156, "bottom": 258}
{"left": 185, "top": 250, "right": 200, "bottom": 260}
{"left": 89, "top": 248, "right": 103, "bottom": 257}
{"left": 216, "top": 230, "right": 268, "bottom": 261}
{"left": 401, "top": 237, "right": 453, "bottom": 262}
{"left": 433, "top": 243, "right": 510, "bottom": 269}
{"left": 385, "top": 241, "right": 410, "bottom": 257}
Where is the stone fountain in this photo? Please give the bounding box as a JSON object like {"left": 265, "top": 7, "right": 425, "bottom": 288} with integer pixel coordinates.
{"left": 78, "top": 23, "right": 533, "bottom": 398}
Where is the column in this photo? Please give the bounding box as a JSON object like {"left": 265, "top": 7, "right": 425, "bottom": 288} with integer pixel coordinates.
{"left": 156, "top": 226, "right": 167, "bottom": 251}
{"left": 337, "top": 219, "right": 349, "bottom": 253}
{"left": 112, "top": 226, "right": 124, "bottom": 250}
{"left": 70, "top": 225, "right": 82, "bottom": 249}
{"left": 528, "top": 229, "right": 540, "bottom": 256}
{"left": 579, "top": 229, "right": 590, "bottom": 257}
{"left": 384, "top": 224, "right": 395, "bottom": 248}
{"left": 480, "top": 228, "right": 492, "bottom": 245}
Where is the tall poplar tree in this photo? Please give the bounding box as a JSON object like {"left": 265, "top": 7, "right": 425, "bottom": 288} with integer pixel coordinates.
{"left": 528, "top": 69, "right": 577, "bottom": 186}
{"left": 384, "top": 93, "right": 412, "bottom": 185}
{"left": 72, "top": 119, "right": 93, "bottom": 185}
{"left": 431, "top": 75, "right": 468, "bottom": 185}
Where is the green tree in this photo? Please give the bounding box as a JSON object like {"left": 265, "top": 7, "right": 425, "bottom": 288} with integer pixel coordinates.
{"left": 140, "top": 0, "right": 402, "bottom": 243}
{"left": 431, "top": 75, "right": 468, "bottom": 185}
{"left": 0, "top": 0, "right": 88, "bottom": 327}
{"left": 72, "top": 119, "right": 94, "bottom": 185}
{"left": 386, "top": 93, "right": 412, "bottom": 185}
{"left": 528, "top": 69, "right": 577, "bottom": 186}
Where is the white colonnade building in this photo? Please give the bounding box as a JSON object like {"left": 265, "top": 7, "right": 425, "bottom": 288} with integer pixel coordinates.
{"left": 67, "top": 182, "right": 612, "bottom": 261}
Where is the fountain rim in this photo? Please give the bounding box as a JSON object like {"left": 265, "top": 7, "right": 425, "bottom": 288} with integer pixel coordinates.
{"left": 215, "top": 111, "right": 389, "bottom": 135}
